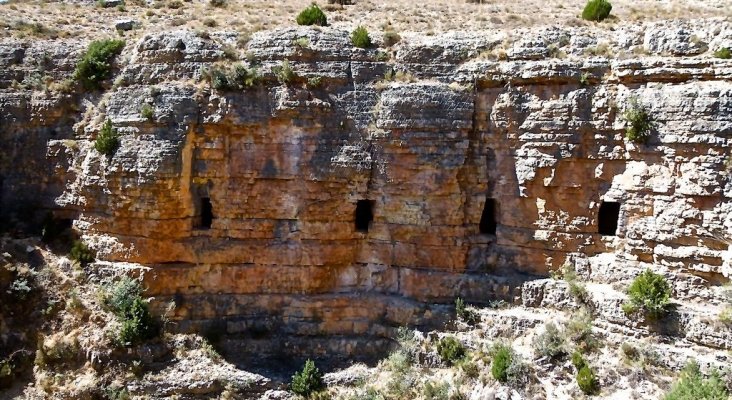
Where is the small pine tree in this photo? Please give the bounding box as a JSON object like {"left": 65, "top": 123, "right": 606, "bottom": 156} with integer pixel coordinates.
{"left": 95, "top": 119, "right": 120, "bottom": 156}
{"left": 491, "top": 344, "right": 512, "bottom": 382}
{"left": 581, "top": 0, "right": 612, "bottom": 22}
{"left": 291, "top": 359, "right": 324, "bottom": 397}
{"left": 624, "top": 269, "right": 672, "bottom": 319}
{"left": 296, "top": 4, "right": 328, "bottom": 26}
{"left": 623, "top": 97, "right": 653, "bottom": 144}
{"left": 351, "top": 26, "right": 372, "bottom": 48}
{"left": 577, "top": 365, "right": 598, "bottom": 394}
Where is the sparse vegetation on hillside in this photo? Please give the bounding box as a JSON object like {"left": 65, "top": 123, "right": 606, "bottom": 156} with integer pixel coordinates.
{"left": 623, "top": 269, "right": 672, "bottom": 319}
{"left": 663, "top": 360, "right": 728, "bottom": 400}
{"left": 582, "top": 0, "right": 612, "bottom": 21}
{"left": 74, "top": 39, "right": 125, "bottom": 90}
{"left": 95, "top": 119, "right": 121, "bottom": 156}
{"left": 623, "top": 97, "right": 653, "bottom": 144}
{"left": 455, "top": 297, "right": 479, "bottom": 325}
{"left": 296, "top": 4, "right": 328, "bottom": 26}
{"left": 272, "top": 60, "right": 296, "bottom": 84}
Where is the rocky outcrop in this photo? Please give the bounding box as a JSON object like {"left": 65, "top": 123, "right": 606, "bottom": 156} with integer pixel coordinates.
{"left": 1, "top": 19, "right": 731, "bottom": 359}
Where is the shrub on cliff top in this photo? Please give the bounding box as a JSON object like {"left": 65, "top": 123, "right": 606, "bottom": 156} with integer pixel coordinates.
{"left": 291, "top": 359, "right": 324, "bottom": 397}
{"left": 296, "top": 4, "right": 328, "bottom": 26}
{"left": 623, "top": 269, "right": 672, "bottom": 319}
{"left": 95, "top": 119, "right": 120, "bottom": 156}
{"left": 74, "top": 39, "right": 125, "bottom": 90}
{"left": 582, "top": 0, "right": 612, "bottom": 22}
{"left": 351, "top": 26, "right": 372, "bottom": 48}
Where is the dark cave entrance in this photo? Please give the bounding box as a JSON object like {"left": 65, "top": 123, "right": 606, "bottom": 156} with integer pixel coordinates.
{"left": 355, "top": 200, "right": 374, "bottom": 233}
{"left": 598, "top": 201, "right": 620, "bottom": 236}
{"left": 479, "top": 198, "right": 497, "bottom": 235}
{"left": 198, "top": 197, "right": 214, "bottom": 229}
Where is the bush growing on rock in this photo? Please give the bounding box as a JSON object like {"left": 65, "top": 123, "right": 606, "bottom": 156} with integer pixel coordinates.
{"left": 273, "top": 60, "right": 296, "bottom": 85}
{"left": 436, "top": 336, "right": 466, "bottom": 365}
{"left": 74, "top": 39, "right": 125, "bottom": 90}
{"left": 203, "top": 63, "right": 260, "bottom": 91}
{"left": 70, "top": 240, "right": 95, "bottom": 265}
{"left": 105, "top": 277, "right": 157, "bottom": 346}
{"left": 663, "top": 360, "right": 728, "bottom": 400}
{"left": 455, "top": 297, "right": 479, "bottom": 325}
{"left": 351, "top": 26, "right": 372, "bottom": 48}
{"left": 714, "top": 48, "right": 731, "bottom": 59}
{"left": 623, "top": 97, "right": 653, "bottom": 144}
{"left": 95, "top": 119, "right": 120, "bottom": 156}
{"left": 533, "top": 322, "right": 565, "bottom": 360}
{"left": 291, "top": 359, "right": 324, "bottom": 397}
{"left": 581, "top": 0, "right": 612, "bottom": 22}
{"left": 622, "top": 269, "right": 672, "bottom": 319}
{"left": 577, "top": 365, "right": 599, "bottom": 394}
{"left": 296, "top": 4, "right": 328, "bottom": 26}
{"left": 490, "top": 343, "right": 512, "bottom": 382}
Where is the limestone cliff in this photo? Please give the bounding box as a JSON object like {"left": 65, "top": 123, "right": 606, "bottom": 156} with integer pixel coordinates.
{"left": 1, "top": 18, "right": 732, "bottom": 361}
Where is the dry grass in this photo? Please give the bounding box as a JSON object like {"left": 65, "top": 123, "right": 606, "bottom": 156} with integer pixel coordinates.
{"left": 0, "top": 0, "right": 728, "bottom": 41}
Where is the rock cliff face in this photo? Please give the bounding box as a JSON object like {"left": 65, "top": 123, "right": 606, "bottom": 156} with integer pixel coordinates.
{"left": 1, "top": 18, "right": 731, "bottom": 359}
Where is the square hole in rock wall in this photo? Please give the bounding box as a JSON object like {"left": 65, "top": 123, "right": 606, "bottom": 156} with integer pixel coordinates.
{"left": 598, "top": 201, "right": 620, "bottom": 236}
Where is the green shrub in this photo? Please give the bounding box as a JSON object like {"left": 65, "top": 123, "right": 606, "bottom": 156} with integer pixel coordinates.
{"left": 296, "top": 4, "right": 328, "bottom": 26}
{"left": 623, "top": 97, "right": 653, "bottom": 144}
{"left": 209, "top": 0, "right": 226, "bottom": 7}
{"left": 491, "top": 343, "right": 512, "bottom": 382}
{"left": 533, "top": 322, "right": 565, "bottom": 360}
{"left": 571, "top": 351, "right": 587, "bottom": 370}
{"left": 95, "top": 119, "right": 120, "bottom": 156}
{"left": 74, "top": 39, "right": 125, "bottom": 90}
{"left": 203, "top": 63, "right": 260, "bottom": 90}
{"left": 273, "top": 60, "right": 296, "bottom": 85}
{"left": 422, "top": 381, "right": 450, "bottom": 400}
{"left": 436, "top": 336, "right": 466, "bottom": 365}
{"left": 291, "top": 359, "right": 324, "bottom": 397}
{"left": 106, "top": 278, "right": 157, "bottom": 346}
{"left": 455, "top": 297, "right": 479, "bottom": 325}
{"left": 140, "top": 104, "right": 154, "bottom": 120}
{"left": 623, "top": 269, "right": 672, "bottom": 319}
{"left": 577, "top": 365, "right": 598, "bottom": 395}
{"left": 713, "top": 48, "right": 731, "bottom": 59}
{"left": 581, "top": 0, "right": 612, "bottom": 22}
{"left": 70, "top": 240, "right": 95, "bottom": 265}
{"left": 351, "top": 26, "right": 372, "bottom": 48}
{"left": 383, "top": 30, "right": 401, "bottom": 47}
{"left": 663, "top": 360, "right": 728, "bottom": 400}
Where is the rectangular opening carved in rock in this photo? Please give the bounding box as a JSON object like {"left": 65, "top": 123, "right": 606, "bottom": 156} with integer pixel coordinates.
{"left": 598, "top": 201, "right": 620, "bottom": 236}
{"left": 198, "top": 197, "right": 214, "bottom": 229}
{"left": 479, "top": 198, "right": 497, "bottom": 235}
{"left": 355, "top": 200, "right": 374, "bottom": 233}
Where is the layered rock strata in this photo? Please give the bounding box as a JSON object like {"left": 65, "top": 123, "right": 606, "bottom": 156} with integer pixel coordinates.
{"left": 1, "top": 18, "right": 731, "bottom": 358}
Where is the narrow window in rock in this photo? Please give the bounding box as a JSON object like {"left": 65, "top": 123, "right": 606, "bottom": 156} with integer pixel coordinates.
{"left": 479, "top": 198, "right": 497, "bottom": 235}
{"left": 355, "top": 200, "right": 374, "bottom": 233}
{"left": 598, "top": 201, "right": 620, "bottom": 236}
{"left": 199, "top": 197, "right": 214, "bottom": 229}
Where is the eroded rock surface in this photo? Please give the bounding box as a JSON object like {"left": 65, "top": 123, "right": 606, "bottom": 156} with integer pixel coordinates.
{"left": 1, "top": 19, "right": 731, "bottom": 360}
